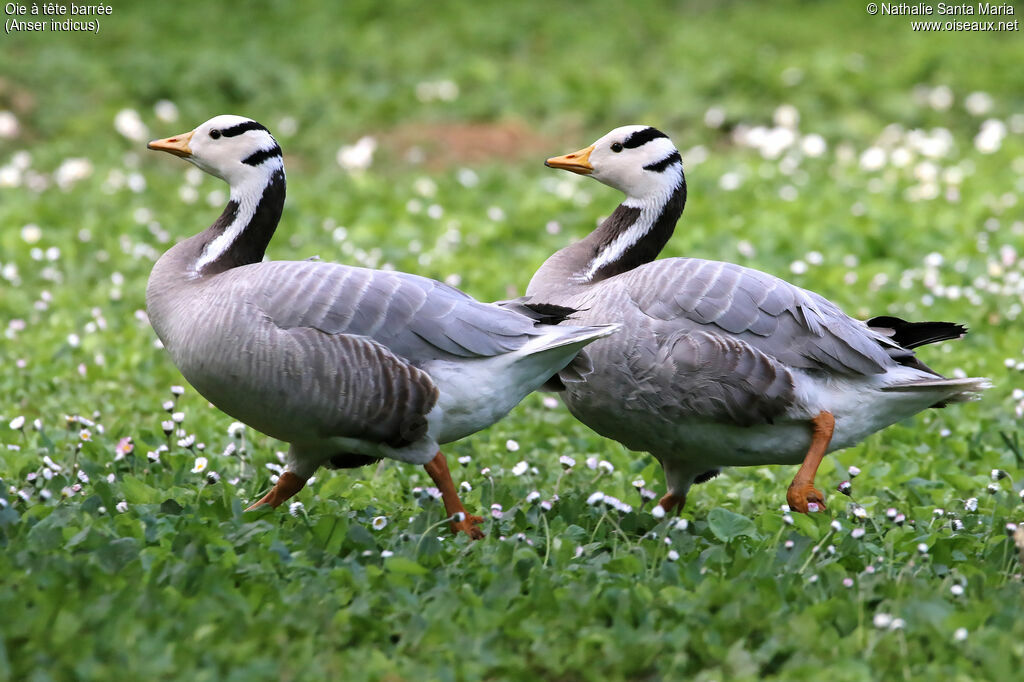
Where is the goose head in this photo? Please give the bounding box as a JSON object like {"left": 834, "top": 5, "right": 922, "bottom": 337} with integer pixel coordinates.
{"left": 148, "top": 114, "right": 283, "bottom": 187}
{"left": 546, "top": 125, "right": 682, "bottom": 203}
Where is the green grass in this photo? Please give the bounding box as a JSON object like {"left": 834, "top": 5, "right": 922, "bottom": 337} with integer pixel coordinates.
{"left": 2, "top": 1, "right": 1024, "bottom": 680}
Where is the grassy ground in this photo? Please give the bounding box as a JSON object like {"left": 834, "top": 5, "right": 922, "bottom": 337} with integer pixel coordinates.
{"left": 2, "top": 1, "right": 1024, "bottom": 680}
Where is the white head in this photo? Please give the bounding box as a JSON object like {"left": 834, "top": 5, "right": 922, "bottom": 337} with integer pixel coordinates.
{"left": 545, "top": 125, "right": 682, "bottom": 201}
{"left": 148, "top": 114, "right": 283, "bottom": 187}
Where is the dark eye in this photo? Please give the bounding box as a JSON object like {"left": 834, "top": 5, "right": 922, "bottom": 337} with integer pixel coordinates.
{"left": 611, "top": 142, "right": 623, "bottom": 153}
{"left": 209, "top": 130, "right": 221, "bottom": 139}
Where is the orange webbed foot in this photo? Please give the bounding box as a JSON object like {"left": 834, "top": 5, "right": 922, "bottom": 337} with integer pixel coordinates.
{"left": 786, "top": 482, "right": 827, "bottom": 513}
{"left": 449, "top": 512, "right": 485, "bottom": 540}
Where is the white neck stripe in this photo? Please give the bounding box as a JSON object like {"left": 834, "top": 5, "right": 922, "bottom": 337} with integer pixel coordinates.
{"left": 192, "top": 158, "right": 282, "bottom": 275}
{"left": 576, "top": 180, "right": 679, "bottom": 282}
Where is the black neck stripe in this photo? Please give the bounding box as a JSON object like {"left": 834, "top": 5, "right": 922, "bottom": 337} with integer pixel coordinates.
{"left": 643, "top": 150, "right": 682, "bottom": 173}
{"left": 222, "top": 120, "right": 269, "bottom": 138}
{"left": 243, "top": 145, "right": 282, "bottom": 167}
{"left": 623, "top": 127, "right": 668, "bottom": 149}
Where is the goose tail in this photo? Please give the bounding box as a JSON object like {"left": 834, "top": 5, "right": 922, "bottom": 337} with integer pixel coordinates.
{"left": 882, "top": 376, "right": 991, "bottom": 407}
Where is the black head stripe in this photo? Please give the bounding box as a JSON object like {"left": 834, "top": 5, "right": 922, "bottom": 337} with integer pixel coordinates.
{"left": 221, "top": 120, "right": 269, "bottom": 138}
{"left": 623, "top": 127, "right": 668, "bottom": 149}
{"left": 243, "top": 144, "right": 282, "bottom": 166}
{"left": 643, "top": 150, "right": 682, "bottom": 173}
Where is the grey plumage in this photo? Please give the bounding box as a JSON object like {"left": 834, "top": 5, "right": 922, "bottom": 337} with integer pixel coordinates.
{"left": 146, "top": 115, "right": 617, "bottom": 534}
{"left": 527, "top": 125, "right": 988, "bottom": 511}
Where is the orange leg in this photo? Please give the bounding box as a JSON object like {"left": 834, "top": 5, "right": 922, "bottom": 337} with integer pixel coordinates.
{"left": 657, "top": 491, "right": 687, "bottom": 515}
{"left": 245, "top": 471, "right": 306, "bottom": 511}
{"left": 786, "top": 411, "right": 835, "bottom": 513}
{"left": 424, "top": 450, "right": 485, "bottom": 540}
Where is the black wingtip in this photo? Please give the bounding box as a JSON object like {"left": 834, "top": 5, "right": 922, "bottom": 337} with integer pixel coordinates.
{"left": 867, "top": 316, "right": 968, "bottom": 349}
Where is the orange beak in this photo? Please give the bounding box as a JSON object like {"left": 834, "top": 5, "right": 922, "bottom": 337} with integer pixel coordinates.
{"left": 147, "top": 130, "right": 194, "bottom": 157}
{"left": 545, "top": 144, "right": 594, "bottom": 175}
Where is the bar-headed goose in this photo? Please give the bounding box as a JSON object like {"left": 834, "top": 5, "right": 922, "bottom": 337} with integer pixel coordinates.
{"left": 146, "top": 115, "right": 617, "bottom": 538}
{"left": 525, "top": 125, "right": 988, "bottom": 514}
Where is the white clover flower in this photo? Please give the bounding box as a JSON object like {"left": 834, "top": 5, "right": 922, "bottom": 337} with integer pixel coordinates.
{"left": 975, "top": 119, "right": 1006, "bottom": 154}
{"left": 783, "top": 540, "right": 795, "bottom": 550}
{"left": 652, "top": 504, "right": 666, "bottom": 519}
{"left": 177, "top": 434, "right": 195, "bottom": 449}
{"left": 718, "top": 171, "right": 742, "bottom": 191}
{"left": 886, "top": 507, "right": 898, "bottom": 519}
{"left": 525, "top": 491, "right": 541, "bottom": 503}
{"left": 666, "top": 549, "right": 680, "bottom": 561}
{"left": 950, "top": 584, "right": 964, "bottom": 596}
{"left": 337, "top": 136, "right": 377, "bottom": 172}
{"left": 859, "top": 147, "right": 886, "bottom": 172}
{"left": 934, "top": 508, "right": 946, "bottom": 517}
{"left": 585, "top": 456, "right": 599, "bottom": 470}
{"left": 928, "top": 85, "right": 953, "bottom": 110}
{"left": 54, "top": 158, "right": 93, "bottom": 191}
{"left": 542, "top": 396, "right": 560, "bottom": 409}
{"left": 490, "top": 503, "right": 503, "bottom": 519}
{"left": 162, "top": 400, "right": 175, "bottom": 412}
{"left": 171, "top": 412, "right": 185, "bottom": 424}
{"left": 991, "top": 469, "right": 1007, "bottom": 482}
{"left": 170, "top": 385, "right": 185, "bottom": 397}
{"left": 0, "top": 110, "right": 19, "bottom": 139}
{"left": 704, "top": 106, "right": 726, "bottom": 128}
{"left": 114, "top": 109, "right": 148, "bottom": 142}
{"left": 288, "top": 501, "right": 304, "bottom": 517}
{"left": 558, "top": 455, "right": 575, "bottom": 469}
{"left": 457, "top": 455, "right": 471, "bottom": 465}
{"left": 851, "top": 528, "right": 866, "bottom": 539}
{"left": 42, "top": 469, "right": 53, "bottom": 481}
{"left": 154, "top": 99, "right": 179, "bottom": 123}
{"left": 370, "top": 515, "right": 387, "bottom": 531}
{"left": 632, "top": 478, "right": 645, "bottom": 489}
{"left": 9, "top": 416, "right": 25, "bottom": 430}
{"left": 953, "top": 627, "right": 968, "bottom": 642}
{"left": 783, "top": 513, "right": 794, "bottom": 525}
{"left": 964, "top": 498, "right": 978, "bottom": 512}
{"left": 511, "top": 461, "right": 528, "bottom": 476}
{"left": 586, "top": 491, "right": 605, "bottom": 506}
{"left": 505, "top": 439, "right": 520, "bottom": 452}
{"left": 830, "top": 520, "right": 842, "bottom": 532}
{"left": 115, "top": 501, "right": 128, "bottom": 513}
{"left": 917, "top": 543, "right": 929, "bottom": 555}
{"left": 598, "top": 460, "right": 614, "bottom": 474}
{"left": 190, "top": 456, "right": 208, "bottom": 474}
{"left": 873, "top": 613, "right": 894, "bottom": 629}
{"left": 540, "top": 500, "right": 553, "bottom": 511}
{"left": 460, "top": 481, "right": 471, "bottom": 492}
{"left": 161, "top": 420, "right": 174, "bottom": 435}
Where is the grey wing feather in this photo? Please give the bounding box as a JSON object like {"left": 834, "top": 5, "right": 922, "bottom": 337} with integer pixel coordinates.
{"left": 627, "top": 258, "right": 894, "bottom": 375}
{"left": 246, "top": 261, "right": 542, "bottom": 363}
{"left": 280, "top": 326, "right": 438, "bottom": 445}
{"left": 618, "top": 325, "right": 795, "bottom": 425}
